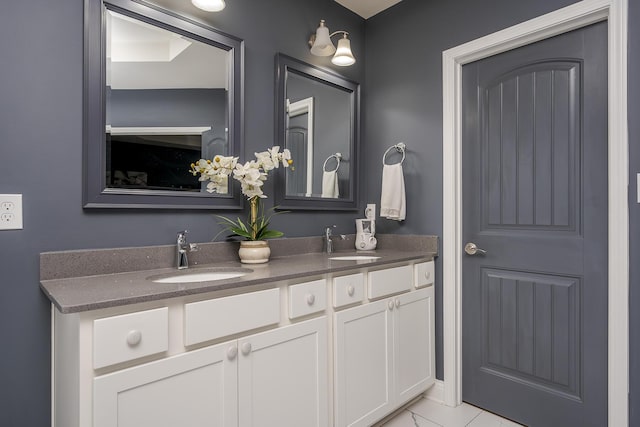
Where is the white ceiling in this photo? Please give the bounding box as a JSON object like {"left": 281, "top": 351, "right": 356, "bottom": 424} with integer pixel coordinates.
{"left": 334, "top": 0, "right": 402, "bottom": 19}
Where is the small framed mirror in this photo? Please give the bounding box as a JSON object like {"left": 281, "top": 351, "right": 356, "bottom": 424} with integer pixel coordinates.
{"left": 84, "top": 0, "right": 243, "bottom": 209}
{"left": 274, "top": 54, "right": 360, "bottom": 210}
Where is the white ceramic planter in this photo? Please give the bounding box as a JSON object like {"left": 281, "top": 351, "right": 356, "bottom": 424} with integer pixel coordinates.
{"left": 238, "top": 240, "right": 271, "bottom": 264}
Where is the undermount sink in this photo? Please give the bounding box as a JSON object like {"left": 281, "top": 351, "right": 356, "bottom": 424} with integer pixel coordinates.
{"left": 329, "top": 255, "right": 381, "bottom": 261}
{"left": 148, "top": 267, "right": 253, "bottom": 284}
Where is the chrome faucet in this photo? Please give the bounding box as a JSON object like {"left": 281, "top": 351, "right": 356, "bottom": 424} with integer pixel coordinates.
{"left": 177, "top": 230, "right": 198, "bottom": 269}
{"left": 324, "top": 225, "right": 346, "bottom": 254}
{"left": 324, "top": 226, "right": 335, "bottom": 254}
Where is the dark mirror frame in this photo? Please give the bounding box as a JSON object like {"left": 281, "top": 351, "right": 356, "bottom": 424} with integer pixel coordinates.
{"left": 83, "top": 0, "right": 244, "bottom": 209}
{"left": 274, "top": 53, "right": 360, "bottom": 210}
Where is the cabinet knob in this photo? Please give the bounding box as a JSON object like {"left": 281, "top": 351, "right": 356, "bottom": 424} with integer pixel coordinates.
{"left": 395, "top": 298, "right": 401, "bottom": 308}
{"left": 425, "top": 271, "right": 431, "bottom": 280}
{"left": 347, "top": 285, "right": 355, "bottom": 296}
{"left": 241, "top": 342, "right": 252, "bottom": 355}
{"left": 306, "top": 293, "right": 316, "bottom": 306}
{"left": 126, "top": 330, "right": 142, "bottom": 347}
{"left": 227, "top": 345, "right": 238, "bottom": 360}
{"left": 388, "top": 300, "right": 394, "bottom": 311}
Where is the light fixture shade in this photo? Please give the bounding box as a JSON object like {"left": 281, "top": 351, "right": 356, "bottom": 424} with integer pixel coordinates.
{"left": 310, "top": 20, "right": 336, "bottom": 57}
{"left": 331, "top": 35, "right": 356, "bottom": 66}
{"left": 191, "top": 0, "right": 225, "bottom": 12}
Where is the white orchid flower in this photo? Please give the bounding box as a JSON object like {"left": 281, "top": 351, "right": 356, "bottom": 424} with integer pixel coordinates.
{"left": 241, "top": 182, "right": 265, "bottom": 199}
{"left": 205, "top": 175, "right": 228, "bottom": 194}
{"left": 216, "top": 155, "right": 238, "bottom": 175}
{"left": 280, "top": 148, "right": 292, "bottom": 168}
{"left": 267, "top": 146, "right": 282, "bottom": 169}
{"left": 255, "top": 150, "right": 276, "bottom": 171}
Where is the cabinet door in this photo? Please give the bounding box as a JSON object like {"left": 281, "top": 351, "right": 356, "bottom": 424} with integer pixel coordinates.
{"left": 334, "top": 300, "right": 393, "bottom": 427}
{"left": 238, "top": 317, "right": 328, "bottom": 427}
{"left": 394, "top": 287, "right": 436, "bottom": 403}
{"left": 94, "top": 341, "right": 238, "bottom": 427}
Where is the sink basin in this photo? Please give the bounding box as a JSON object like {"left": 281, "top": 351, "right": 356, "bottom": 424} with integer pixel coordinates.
{"left": 148, "top": 267, "right": 253, "bottom": 284}
{"left": 329, "top": 255, "right": 381, "bottom": 261}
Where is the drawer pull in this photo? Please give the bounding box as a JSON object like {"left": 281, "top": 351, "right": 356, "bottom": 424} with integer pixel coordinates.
{"left": 241, "top": 342, "right": 252, "bottom": 356}
{"left": 126, "top": 330, "right": 142, "bottom": 347}
{"left": 227, "top": 345, "right": 238, "bottom": 360}
{"left": 347, "top": 285, "right": 355, "bottom": 296}
{"left": 388, "top": 300, "right": 395, "bottom": 311}
{"left": 425, "top": 271, "right": 431, "bottom": 280}
{"left": 306, "top": 294, "right": 316, "bottom": 306}
{"left": 395, "top": 298, "right": 401, "bottom": 308}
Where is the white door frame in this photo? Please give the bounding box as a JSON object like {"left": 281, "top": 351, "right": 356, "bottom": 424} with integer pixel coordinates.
{"left": 441, "top": 0, "right": 629, "bottom": 425}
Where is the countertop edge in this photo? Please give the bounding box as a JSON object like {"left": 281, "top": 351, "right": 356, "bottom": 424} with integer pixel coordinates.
{"left": 42, "top": 250, "right": 436, "bottom": 314}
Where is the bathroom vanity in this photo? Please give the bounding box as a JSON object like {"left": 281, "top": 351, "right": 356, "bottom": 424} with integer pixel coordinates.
{"left": 41, "top": 236, "right": 436, "bottom": 427}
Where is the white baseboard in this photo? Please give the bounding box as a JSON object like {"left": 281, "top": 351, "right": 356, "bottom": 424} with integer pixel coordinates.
{"left": 424, "top": 380, "right": 445, "bottom": 404}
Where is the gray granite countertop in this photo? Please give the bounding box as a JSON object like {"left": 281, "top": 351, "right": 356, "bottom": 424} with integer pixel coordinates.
{"left": 40, "top": 235, "right": 438, "bottom": 314}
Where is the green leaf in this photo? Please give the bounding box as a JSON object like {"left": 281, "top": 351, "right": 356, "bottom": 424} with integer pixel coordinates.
{"left": 260, "top": 230, "right": 284, "bottom": 239}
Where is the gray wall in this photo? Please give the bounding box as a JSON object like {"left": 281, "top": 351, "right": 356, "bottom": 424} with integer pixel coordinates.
{"left": 365, "top": 0, "right": 640, "bottom": 424}
{"left": 0, "top": 0, "right": 363, "bottom": 424}
{"left": 108, "top": 88, "right": 227, "bottom": 128}
{"left": 3, "top": 0, "right": 639, "bottom": 424}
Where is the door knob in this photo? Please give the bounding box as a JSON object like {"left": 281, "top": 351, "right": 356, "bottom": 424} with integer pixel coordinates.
{"left": 464, "top": 242, "right": 487, "bottom": 256}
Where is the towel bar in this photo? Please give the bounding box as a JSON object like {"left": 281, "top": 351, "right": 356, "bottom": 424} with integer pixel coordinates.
{"left": 383, "top": 142, "right": 406, "bottom": 165}
{"left": 323, "top": 153, "right": 342, "bottom": 172}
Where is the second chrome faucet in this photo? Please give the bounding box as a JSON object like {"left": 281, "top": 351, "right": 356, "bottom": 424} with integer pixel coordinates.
{"left": 324, "top": 225, "right": 346, "bottom": 254}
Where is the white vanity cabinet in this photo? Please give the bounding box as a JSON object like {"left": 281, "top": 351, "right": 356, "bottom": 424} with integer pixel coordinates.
{"left": 92, "top": 316, "right": 327, "bottom": 427}
{"left": 237, "top": 316, "right": 328, "bottom": 427}
{"left": 54, "top": 284, "right": 328, "bottom": 427}
{"left": 93, "top": 340, "right": 238, "bottom": 427}
{"left": 52, "top": 259, "right": 435, "bottom": 427}
{"left": 333, "top": 264, "right": 435, "bottom": 427}
{"left": 334, "top": 297, "right": 393, "bottom": 426}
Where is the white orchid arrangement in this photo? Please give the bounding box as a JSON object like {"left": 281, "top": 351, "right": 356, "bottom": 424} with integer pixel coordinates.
{"left": 190, "top": 146, "right": 292, "bottom": 241}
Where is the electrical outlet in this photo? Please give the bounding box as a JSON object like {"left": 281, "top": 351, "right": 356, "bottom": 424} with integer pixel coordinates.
{"left": 0, "top": 194, "right": 22, "bottom": 230}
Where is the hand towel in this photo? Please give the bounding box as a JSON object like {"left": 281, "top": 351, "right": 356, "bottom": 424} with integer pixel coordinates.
{"left": 322, "top": 170, "right": 340, "bottom": 198}
{"left": 380, "top": 163, "right": 406, "bottom": 221}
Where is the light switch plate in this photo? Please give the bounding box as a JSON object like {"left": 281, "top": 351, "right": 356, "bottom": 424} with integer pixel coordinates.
{"left": 0, "top": 194, "right": 23, "bottom": 230}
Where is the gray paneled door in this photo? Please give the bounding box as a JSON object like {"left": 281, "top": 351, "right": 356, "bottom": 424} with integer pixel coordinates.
{"left": 461, "top": 22, "right": 607, "bottom": 426}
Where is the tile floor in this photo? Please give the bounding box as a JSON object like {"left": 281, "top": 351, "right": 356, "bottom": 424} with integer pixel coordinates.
{"left": 381, "top": 398, "right": 524, "bottom": 427}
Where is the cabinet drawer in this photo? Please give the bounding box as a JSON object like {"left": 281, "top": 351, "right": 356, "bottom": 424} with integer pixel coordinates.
{"left": 414, "top": 261, "right": 435, "bottom": 288}
{"left": 93, "top": 307, "right": 168, "bottom": 369}
{"left": 333, "top": 273, "right": 364, "bottom": 308}
{"left": 184, "top": 288, "right": 280, "bottom": 346}
{"left": 289, "top": 279, "right": 327, "bottom": 319}
{"left": 368, "top": 265, "right": 412, "bottom": 299}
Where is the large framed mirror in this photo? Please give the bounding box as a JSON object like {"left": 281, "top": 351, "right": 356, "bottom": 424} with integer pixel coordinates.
{"left": 84, "top": 0, "right": 244, "bottom": 209}
{"left": 274, "top": 54, "right": 360, "bottom": 210}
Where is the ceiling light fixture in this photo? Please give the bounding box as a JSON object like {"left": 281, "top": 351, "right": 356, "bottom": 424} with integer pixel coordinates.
{"left": 308, "top": 20, "right": 356, "bottom": 67}
{"left": 191, "top": 0, "right": 226, "bottom": 12}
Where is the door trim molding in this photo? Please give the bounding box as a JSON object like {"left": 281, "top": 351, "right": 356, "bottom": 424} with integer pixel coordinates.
{"left": 441, "top": 0, "right": 629, "bottom": 425}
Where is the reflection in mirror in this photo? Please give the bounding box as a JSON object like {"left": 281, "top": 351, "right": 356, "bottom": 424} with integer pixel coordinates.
{"left": 275, "top": 54, "right": 359, "bottom": 210}
{"left": 84, "top": 0, "right": 243, "bottom": 209}
{"left": 106, "top": 10, "right": 229, "bottom": 193}
{"left": 286, "top": 96, "right": 314, "bottom": 197}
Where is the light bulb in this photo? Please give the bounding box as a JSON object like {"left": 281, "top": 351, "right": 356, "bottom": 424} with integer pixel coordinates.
{"left": 192, "top": 0, "right": 226, "bottom": 12}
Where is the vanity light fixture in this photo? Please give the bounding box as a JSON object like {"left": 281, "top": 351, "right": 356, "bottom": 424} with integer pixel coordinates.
{"left": 308, "top": 20, "right": 356, "bottom": 66}
{"left": 191, "top": 0, "right": 225, "bottom": 12}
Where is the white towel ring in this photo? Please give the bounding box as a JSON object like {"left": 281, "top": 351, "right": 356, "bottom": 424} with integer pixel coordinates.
{"left": 383, "top": 142, "right": 406, "bottom": 165}
{"left": 323, "top": 153, "right": 342, "bottom": 172}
